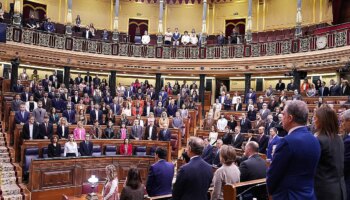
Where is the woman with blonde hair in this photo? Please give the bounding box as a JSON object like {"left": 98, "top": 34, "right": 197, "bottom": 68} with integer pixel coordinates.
{"left": 159, "top": 111, "right": 169, "bottom": 129}
{"left": 102, "top": 164, "right": 119, "bottom": 200}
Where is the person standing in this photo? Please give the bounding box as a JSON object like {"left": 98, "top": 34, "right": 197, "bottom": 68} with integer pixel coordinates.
{"left": 102, "top": 165, "right": 119, "bottom": 200}
{"left": 314, "top": 105, "right": 346, "bottom": 200}
{"left": 239, "top": 141, "right": 266, "bottom": 182}
{"left": 341, "top": 109, "right": 350, "bottom": 200}
{"left": 267, "top": 100, "right": 321, "bottom": 199}
{"left": 211, "top": 145, "right": 240, "bottom": 200}
{"left": 79, "top": 134, "right": 93, "bottom": 156}
{"left": 172, "top": 137, "right": 213, "bottom": 200}
{"left": 120, "top": 167, "right": 144, "bottom": 200}
{"left": 146, "top": 148, "right": 174, "bottom": 197}
{"left": 63, "top": 134, "right": 79, "bottom": 157}
{"left": 48, "top": 135, "right": 61, "bottom": 158}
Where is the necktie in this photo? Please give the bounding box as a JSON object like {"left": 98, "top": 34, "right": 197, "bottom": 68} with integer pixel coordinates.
{"left": 39, "top": 109, "right": 42, "bottom": 116}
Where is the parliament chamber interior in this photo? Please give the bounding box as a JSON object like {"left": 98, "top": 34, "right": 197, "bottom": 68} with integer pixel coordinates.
{"left": 0, "top": 0, "right": 350, "bottom": 199}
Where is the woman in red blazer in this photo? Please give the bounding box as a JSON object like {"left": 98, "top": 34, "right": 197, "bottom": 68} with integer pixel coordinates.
{"left": 120, "top": 139, "right": 133, "bottom": 156}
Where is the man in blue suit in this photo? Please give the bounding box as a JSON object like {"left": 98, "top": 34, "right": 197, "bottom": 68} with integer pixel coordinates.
{"left": 341, "top": 109, "right": 350, "bottom": 200}
{"left": 110, "top": 98, "right": 121, "bottom": 115}
{"left": 158, "top": 124, "right": 171, "bottom": 141}
{"left": 244, "top": 88, "right": 256, "bottom": 104}
{"left": 167, "top": 100, "right": 178, "bottom": 117}
{"left": 267, "top": 100, "right": 321, "bottom": 199}
{"left": 266, "top": 127, "right": 280, "bottom": 160}
{"left": 124, "top": 87, "right": 134, "bottom": 99}
{"left": 201, "top": 138, "right": 214, "bottom": 164}
{"left": 52, "top": 94, "right": 65, "bottom": 112}
{"left": 173, "top": 137, "right": 213, "bottom": 200}
{"left": 62, "top": 105, "right": 76, "bottom": 125}
{"left": 90, "top": 104, "right": 103, "bottom": 125}
{"left": 146, "top": 148, "right": 174, "bottom": 197}
{"left": 79, "top": 134, "right": 93, "bottom": 156}
{"left": 15, "top": 104, "right": 30, "bottom": 125}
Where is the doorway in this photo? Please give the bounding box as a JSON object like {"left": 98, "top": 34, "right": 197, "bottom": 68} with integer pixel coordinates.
{"left": 128, "top": 19, "right": 149, "bottom": 43}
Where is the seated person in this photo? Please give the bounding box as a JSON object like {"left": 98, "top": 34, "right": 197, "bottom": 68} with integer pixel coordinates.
{"left": 22, "top": 116, "right": 40, "bottom": 140}
{"left": 141, "top": 31, "right": 151, "bottom": 45}
{"left": 239, "top": 141, "right": 267, "bottom": 181}
{"left": 79, "top": 134, "right": 93, "bottom": 156}
{"left": 48, "top": 135, "right": 61, "bottom": 158}
{"left": 120, "top": 139, "right": 132, "bottom": 156}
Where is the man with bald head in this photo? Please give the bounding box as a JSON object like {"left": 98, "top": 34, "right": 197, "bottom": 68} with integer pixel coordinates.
{"left": 173, "top": 137, "right": 213, "bottom": 200}
{"left": 267, "top": 100, "right": 320, "bottom": 199}
{"left": 239, "top": 141, "right": 266, "bottom": 181}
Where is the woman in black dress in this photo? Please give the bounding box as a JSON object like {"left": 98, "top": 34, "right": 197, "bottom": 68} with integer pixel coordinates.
{"left": 48, "top": 135, "right": 61, "bottom": 158}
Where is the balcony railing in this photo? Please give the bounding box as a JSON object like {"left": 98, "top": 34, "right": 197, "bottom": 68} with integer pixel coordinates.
{"left": 5, "top": 24, "right": 350, "bottom": 59}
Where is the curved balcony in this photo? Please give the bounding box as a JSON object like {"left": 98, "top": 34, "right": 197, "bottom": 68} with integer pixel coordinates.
{"left": 1, "top": 23, "right": 350, "bottom": 75}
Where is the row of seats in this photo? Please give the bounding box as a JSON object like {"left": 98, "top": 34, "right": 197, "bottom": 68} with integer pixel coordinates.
{"left": 24, "top": 145, "right": 155, "bottom": 173}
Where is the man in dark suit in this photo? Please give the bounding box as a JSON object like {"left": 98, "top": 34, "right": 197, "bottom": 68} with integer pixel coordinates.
{"left": 292, "top": 89, "right": 302, "bottom": 100}
{"left": 39, "top": 115, "right": 53, "bottom": 139}
{"left": 62, "top": 105, "right": 76, "bottom": 125}
{"left": 110, "top": 99, "right": 121, "bottom": 115}
{"left": 240, "top": 113, "right": 251, "bottom": 133}
{"left": 13, "top": 80, "right": 24, "bottom": 93}
{"left": 49, "top": 71, "right": 58, "bottom": 83}
{"left": 275, "top": 114, "right": 287, "bottom": 137}
{"left": 104, "top": 93, "right": 113, "bottom": 104}
{"left": 259, "top": 103, "right": 271, "bottom": 120}
{"left": 201, "top": 138, "right": 214, "bottom": 164}
{"left": 341, "top": 110, "right": 350, "bottom": 200}
{"left": 21, "top": 87, "right": 32, "bottom": 102}
{"left": 267, "top": 100, "right": 321, "bottom": 199}
{"left": 318, "top": 81, "right": 329, "bottom": 97}
{"left": 329, "top": 79, "right": 341, "bottom": 96}
{"left": 265, "top": 115, "right": 276, "bottom": 135}
{"left": 287, "top": 79, "right": 296, "bottom": 91}
{"left": 124, "top": 87, "right": 134, "bottom": 99}
{"left": 93, "top": 74, "right": 101, "bottom": 86}
{"left": 41, "top": 92, "right": 52, "bottom": 112}
{"left": 22, "top": 116, "right": 40, "bottom": 140}
{"left": 90, "top": 104, "right": 103, "bottom": 124}
{"left": 79, "top": 134, "right": 93, "bottom": 156}
{"left": 158, "top": 125, "right": 171, "bottom": 141}
{"left": 257, "top": 126, "right": 268, "bottom": 154}
{"left": 82, "top": 26, "right": 93, "bottom": 39}
{"left": 71, "top": 90, "right": 80, "bottom": 104}
{"left": 341, "top": 80, "right": 350, "bottom": 96}
{"left": 232, "top": 127, "right": 244, "bottom": 148}
{"left": 57, "top": 119, "right": 69, "bottom": 139}
{"left": 146, "top": 148, "right": 175, "bottom": 197}
{"left": 147, "top": 88, "right": 156, "bottom": 100}
{"left": 15, "top": 103, "right": 30, "bottom": 125}
{"left": 212, "top": 139, "right": 223, "bottom": 167}
{"left": 130, "top": 120, "right": 143, "bottom": 140}
{"left": 75, "top": 73, "right": 83, "bottom": 84}
{"left": 143, "top": 101, "right": 154, "bottom": 117}
{"left": 11, "top": 94, "right": 23, "bottom": 112}
{"left": 173, "top": 137, "right": 213, "bottom": 200}
{"left": 244, "top": 88, "right": 256, "bottom": 104}
{"left": 144, "top": 121, "right": 157, "bottom": 140}
{"left": 275, "top": 79, "right": 285, "bottom": 91}
{"left": 239, "top": 141, "right": 267, "bottom": 181}
{"left": 52, "top": 94, "right": 65, "bottom": 112}
{"left": 167, "top": 100, "right": 178, "bottom": 117}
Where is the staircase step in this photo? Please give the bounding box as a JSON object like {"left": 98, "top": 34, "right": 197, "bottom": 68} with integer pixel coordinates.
{"left": 0, "top": 147, "right": 8, "bottom": 153}
{"left": 0, "top": 170, "right": 16, "bottom": 178}
{"left": 1, "top": 194, "right": 23, "bottom": 200}
{"left": 0, "top": 163, "right": 15, "bottom": 171}
{"left": 0, "top": 157, "right": 10, "bottom": 163}
{"left": 0, "top": 184, "right": 21, "bottom": 196}
{"left": 0, "top": 152, "right": 9, "bottom": 158}
{"left": 0, "top": 177, "right": 17, "bottom": 185}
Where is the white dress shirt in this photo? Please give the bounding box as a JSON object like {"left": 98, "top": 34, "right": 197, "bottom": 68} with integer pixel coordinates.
{"left": 217, "top": 118, "right": 228, "bottom": 131}
{"left": 29, "top": 124, "right": 33, "bottom": 139}
{"left": 64, "top": 142, "right": 78, "bottom": 157}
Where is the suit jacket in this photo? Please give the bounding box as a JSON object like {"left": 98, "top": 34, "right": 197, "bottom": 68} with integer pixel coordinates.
{"left": 158, "top": 129, "right": 171, "bottom": 141}
{"left": 173, "top": 157, "right": 213, "bottom": 200}
{"left": 110, "top": 103, "right": 121, "bottom": 115}
{"left": 267, "top": 126, "right": 321, "bottom": 199}
{"left": 240, "top": 118, "right": 251, "bottom": 133}
{"left": 247, "top": 110, "right": 257, "bottom": 121}
{"left": 292, "top": 94, "right": 303, "bottom": 100}
{"left": 257, "top": 134, "right": 269, "bottom": 154}
{"left": 103, "top": 127, "right": 115, "bottom": 139}
{"left": 265, "top": 121, "right": 277, "bottom": 135}
{"left": 234, "top": 103, "right": 242, "bottom": 111}
{"left": 22, "top": 123, "right": 40, "bottom": 140}
{"left": 72, "top": 96, "right": 80, "bottom": 104}
{"left": 287, "top": 83, "right": 296, "bottom": 91}
{"left": 32, "top": 108, "right": 47, "bottom": 124}
{"left": 13, "top": 84, "right": 24, "bottom": 93}
{"left": 344, "top": 135, "right": 350, "bottom": 179}
{"left": 75, "top": 77, "right": 83, "bottom": 84}
{"left": 93, "top": 77, "right": 101, "bottom": 86}
{"left": 84, "top": 75, "right": 92, "bottom": 83}
{"left": 341, "top": 86, "right": 350, "bottom": 96}
{"left": 89, "top": 110, "right": 103, "bottom": 124}
{"left": 267, "top": 136, "right": 280, "bottom": 159}
{"left": 144, "top": 125, "right": 157, "bottom": 140}
{"left": 130, "top": 125, "right": 143, "bottom": 139}
{"left": 275, "top": 82, "right": 285, "bottom": 91}
{"left": 57, "top": 125, "right": 69, "bottom": 139}
{"left": 48, "top": 143, "right": 61, "bottom": 157}
{"left": 124, "top": 90, "right": 134, "bottom": 99}
{"left": 39, "top": 122, "right": 53, "bottom": 139}
{"left": 167, "top": 104, "right": 178, "bottom": 117}
{"left": 318, "top": 87, "right": 330, "bottom": 97}
{"left": 239, "top": 154, "right": 267, "bottom": 182}
{"left": 330, "top": 84, "right": 341, "bottom": 96}
{"left": 143, "top": 106, "right": 154, "bottom": 116}
{"left": 52, "top": 98, "right": 65, "bottom": 111}
{"left": 62, "top": 110, "right": 76, "bottom": 124}
{"left": 82, "top": 30, "right": 93, "bottom": 39}
{"left": 232, "top": 133, "right": 244, "bottom": 148}
{"left": 259, "top": 109, "right": 271, "bottom": 120}
{"left": 146, "top": 160, "right": 175, "bottom": 197}
{"left": 11, "top": 100, "right": 23, "bottom": 112}
{"left": 15, "top": 111, "right": 30, "bottom": 124}
{"left": 79, "top": 141, "right": 93, "bottom": 156}
{"left": 20, "top": 92, "right": 32, "bottom": 102}
{"left": 245, "top": 92, "right": 256, "bottom": 104}
{"left": 275, "top": 121, "right": 287, "bottom": 137}
{"left": 201, "top": 145, "right": 214, "bottom": 164}
{"left": 41, "top": 97, "right": 52, "bottom": 111}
